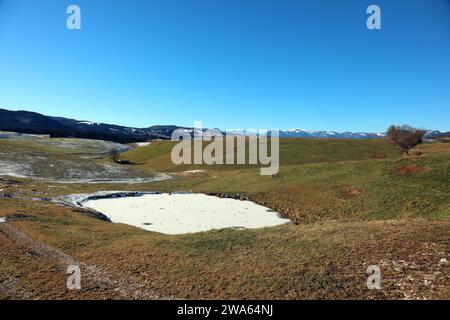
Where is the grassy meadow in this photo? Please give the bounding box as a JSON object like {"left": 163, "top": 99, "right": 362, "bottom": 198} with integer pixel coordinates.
{"left": 0, "top": 136, "right": 449, "bottom": 299}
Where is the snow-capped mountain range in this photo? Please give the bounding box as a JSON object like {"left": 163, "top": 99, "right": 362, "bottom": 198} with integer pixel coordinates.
{"left": 0, "top": 108, "right": 447, "bottom": 143}
{"left": 279, "top": 129, "right": 444, "bottom": 139}
{"left": 279, "top": 129, "right": 387, "bottom": 139}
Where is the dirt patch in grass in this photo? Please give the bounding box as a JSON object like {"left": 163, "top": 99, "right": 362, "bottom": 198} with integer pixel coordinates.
{"left": 338, "top": 187, "right": 363, "bottom": 199}
{"left": 390, "top": 165, "right": 426, "bottom": 176}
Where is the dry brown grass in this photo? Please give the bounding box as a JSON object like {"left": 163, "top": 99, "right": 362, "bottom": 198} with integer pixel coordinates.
{"left": 1, "top": 198, "right": 448, "bottom": 300}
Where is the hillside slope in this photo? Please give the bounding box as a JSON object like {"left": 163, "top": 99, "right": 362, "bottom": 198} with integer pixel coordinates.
{"left": 0, "top": 108, "right": 182, "bottom": 143}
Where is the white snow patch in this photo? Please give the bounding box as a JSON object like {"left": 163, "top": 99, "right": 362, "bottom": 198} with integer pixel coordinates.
{"left": 78, "top": 121, "right": 99, "bottom": 126}
{"left": 135, "top": 142, "right": 151, "bottom": 147}
{"left": 83, "top": 193, "right": 291, "bottom": 235}
{"left": 0, "top": 217, "right": 5, "bottom": 223}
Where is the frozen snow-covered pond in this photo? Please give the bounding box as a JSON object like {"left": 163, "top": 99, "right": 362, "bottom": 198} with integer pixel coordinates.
{"left": 83, "top": 193, "right": 291, "bottom": 235}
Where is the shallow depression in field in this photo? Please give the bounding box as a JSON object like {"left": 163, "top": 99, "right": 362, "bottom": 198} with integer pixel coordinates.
{"left": 82, "top": 193, "right": 291, "bottom": 234}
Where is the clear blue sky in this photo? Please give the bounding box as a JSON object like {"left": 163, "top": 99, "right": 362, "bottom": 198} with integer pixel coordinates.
{"left": 0, "top": 0, "right": 449, "bottom": 132}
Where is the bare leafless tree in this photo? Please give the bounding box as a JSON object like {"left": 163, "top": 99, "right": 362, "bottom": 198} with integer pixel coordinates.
{"left": 109, "top": 148, "right": 120, "bottom": 163}
{"left": 387, "top": 125, "right": 425, "bottom": 155}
